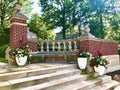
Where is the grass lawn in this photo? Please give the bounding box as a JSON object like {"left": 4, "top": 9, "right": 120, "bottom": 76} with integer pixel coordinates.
{"left": 0, "top": 58, "right": 8, "bottom": 63}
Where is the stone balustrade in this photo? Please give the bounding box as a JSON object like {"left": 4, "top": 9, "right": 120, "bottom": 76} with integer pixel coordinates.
{"left": 38, "top": 39, "right": 78, "bottom": 52}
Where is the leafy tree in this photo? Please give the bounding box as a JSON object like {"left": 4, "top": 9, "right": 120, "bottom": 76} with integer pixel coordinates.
{"left": 39, "top": 0, "right": 120, "bottom": 39}
{"left": 88, "top": 0, "right": 118, "bottom": 38}
{"left": 0, "top": 0, "right": 32, "bottom": 36}
{"left": 28, "top": 14, "right": 56, "bottom": 40}
{"left": 105, "top": 14, "right": 120, "bottom": 42}
{"left": 39, "top": 0, "right": 79, "bottom": 39}
{"left": 105, "top": 27, "right": 120, "bottom": 42}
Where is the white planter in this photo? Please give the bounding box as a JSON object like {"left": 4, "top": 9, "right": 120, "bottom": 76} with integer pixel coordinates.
{"left": 16, "top": 56, "right": 28, "bottom": 66}
{"left": 94, "top": 65, "right": 106, "bottom": 75}
{"left": 77, "top": 58, "right": 87, "bottom": 69}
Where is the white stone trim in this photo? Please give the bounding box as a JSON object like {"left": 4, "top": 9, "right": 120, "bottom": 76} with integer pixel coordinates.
{"left": 10, "top": 22, "right": 27, "bottom": 27}
{"left": 79, "top": 38, "right": 118, "bottom": 43}
{"left": 105, "top": 65, "right": 120, "bottom": 73}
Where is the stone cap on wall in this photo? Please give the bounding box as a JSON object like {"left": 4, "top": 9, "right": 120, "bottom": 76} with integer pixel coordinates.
{"left": 79, "top": 38, "right": 118, "bottom": 43}
{"left": 27, "top": 28, "right": 38, "bottom": 41}
{"left": 79, "top": 26, "right": 118, "bottom": 43}
{"left": 11, "top": 2, "right": 28, "bottom": 20}
{"left": 80, "top": 26, "right": 96, "bottom": 39}
{"left": 12, "top": 12, "right": 28, "bottom": 20}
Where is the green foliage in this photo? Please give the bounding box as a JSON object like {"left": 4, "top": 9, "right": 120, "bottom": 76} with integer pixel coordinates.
{"left": 39, "top": 0, "right": 82, "bottom": 39}
{"left": 0, "top": 45, "right": 8, "bottom": 58}
{"left": 39, "top": 0, "right": 120, "bottom": 39}
{"left": 90, "top": 51, "right": 108, "bottom": 68}
{"left": 105, "top": 27, "right": 120, "bottom": 42}
{"left": 109, "top": 14, "right": 120, "bottom": 30}
{"left": 21, "top": 0, "right": 33, "bottom": 17}
{"left": 0, "top": 28, "right": 9, "bottom": 58}
{"left": 0, "top": 0, "right": 33, "bottom": 36}
{"left": 28, "top": 14, "right": 56, "bottom": 40}
{"left": 79, "top": 51, "right": 91, "bottom": 58}
{"left": 0, "top": 58, "right": 8, "bottom": 63}
{"left": 0, "top": 36, "right": 9, "bottom": 46}
{"left": 90, "top": 57, "right": 108, "bottom": 68}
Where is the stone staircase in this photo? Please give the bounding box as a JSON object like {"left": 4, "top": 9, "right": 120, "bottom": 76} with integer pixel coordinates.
{"left": 0, "top": 64, "right": 119, "bottom": 90}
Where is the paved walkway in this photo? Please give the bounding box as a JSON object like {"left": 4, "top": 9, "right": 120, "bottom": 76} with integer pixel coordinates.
{"left": 0, "top": 62, "right": 70, "bottom": 74}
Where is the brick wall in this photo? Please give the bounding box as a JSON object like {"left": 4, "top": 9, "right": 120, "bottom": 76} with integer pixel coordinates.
{"left": 10, "top": 17, "right": 27, "bottom": 48}
{"left": 10, "top": 16, "right": 38, "bottom": 52}
{"left": 80, "top": 39, "right": 118, "bottom": 56}
{"left": 27, "top": 41, "right": 38, "bottom": 52}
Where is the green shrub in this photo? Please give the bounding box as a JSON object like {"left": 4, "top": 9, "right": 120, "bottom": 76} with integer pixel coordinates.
{"left": 0, "top": 35, "right": 9, "bottom": 45}
{"left": 0, "top": 58, "right": 7, "bottom": 63}
{"left": 118, "top": 49, "right": 120, "bottom": 55}
{"left": 0, "top": 45, "right": 8, "bottom": 58}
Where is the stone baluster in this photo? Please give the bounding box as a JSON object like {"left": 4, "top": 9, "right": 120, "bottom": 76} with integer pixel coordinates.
{"left": 47, "top": 42, "right": 49, "bottom": 52}
{"left": 63, "top": 41, "right": 66, "bottom": 51}
{"left": 58, "top": 42, "right": 60, "bottom": 51}
{"left": 68, "top": 41, "right": 72, "bottom": 51}
{"left": 41, "top": 42, "right": 44, "bottom": 52}
{"left": 74, "top": 41, "right": 77, "bottom": 51}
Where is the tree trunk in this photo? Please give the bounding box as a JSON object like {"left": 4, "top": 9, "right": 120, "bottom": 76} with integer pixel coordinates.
{"left": 62, "top": 4, "right": 66, "bottom": 39}
{"left": 100, "top": 13, "right": 104, "bottom": 39}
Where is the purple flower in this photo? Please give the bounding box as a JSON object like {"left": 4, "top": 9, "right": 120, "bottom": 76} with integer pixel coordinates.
{"left": 96, "top": 51, "right": 102, "bottom": 57}
{"left": 16, "top": 9, "right": 20, "bottom": 13}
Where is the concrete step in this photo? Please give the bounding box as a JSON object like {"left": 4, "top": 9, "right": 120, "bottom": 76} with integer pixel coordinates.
{"left": 0, "top": 64, "right": 77, "bottom": 81}
{"left": 15, "top": 74, "right": 87, "bottom": 90}
{"left": 10, "top": 69, "right": 80, "bottom": 89}
{"left": 0, "top": 63, "right": 118, "bottom": 90}
{"left": 53, "top": 75, "right": 111, "bottom": 90}
{"left": 90, "top": 80, "right": 120, "bottom": 90}
{"left": 114, "top": 85, "right": 120, "bottom": 90}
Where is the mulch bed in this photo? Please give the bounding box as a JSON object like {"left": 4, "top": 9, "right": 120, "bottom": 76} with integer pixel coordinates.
{"left": 106, "top": 70, "right": 120, "bottom": 82}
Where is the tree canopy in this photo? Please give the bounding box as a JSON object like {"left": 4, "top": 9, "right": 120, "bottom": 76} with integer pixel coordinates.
{"left": 0, "top": 0, "right": 120, "bottom": 41}
{"left": 28, "top": 14, "right": 56, "bottom": 40}
{"left": 39, "top": 0, "right": 120, "bottom": 40}
{"left": 0, "top": 0, "right": 33, "bottom": 36}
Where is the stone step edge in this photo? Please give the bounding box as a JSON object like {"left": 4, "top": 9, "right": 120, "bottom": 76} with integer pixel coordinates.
{"left": 9, "top": 69, "right": 80, "bottom": 85}
{"left": 16, "top": 75, "right": 87, "bottom": 90}
{"left": 0, "top": 69, "right": 80, "bottom": 89}
{"left": 0, "top": 64, "right": 77, "bottom": 81}
{"left": 90, "top": 80, "right": 120, "bottom": 90}
{"left": 63, "top": 75, "right": 112, "bottom": 90}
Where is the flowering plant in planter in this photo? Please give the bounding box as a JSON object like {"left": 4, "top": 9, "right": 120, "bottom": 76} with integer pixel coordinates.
{"left": 79, "top": 51, "right": 91, "bottom": 58}
{"left": 9, "top": 38, "right": 31, "bottom": 66}
{"left": 90, "top": 51, "right": 108, "bottom": 68}
{"left": 77, "top": 51, "right": 91, "bottom": 70}
{"left": 9, "top": 38, "right": 30, "bottom": 59}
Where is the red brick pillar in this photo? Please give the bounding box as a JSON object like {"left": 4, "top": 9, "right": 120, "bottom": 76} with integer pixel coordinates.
{"left": 10, "top": 17, "right": 28, "bottom": 48}
{"left": 10, "top": 3, "right": 28, "bottom": 49}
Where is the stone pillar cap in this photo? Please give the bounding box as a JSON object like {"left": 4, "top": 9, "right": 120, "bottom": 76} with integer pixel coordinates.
{"left": 12, "top": 12, "right": 28, "bottom": 20}
{"left": 80, "top": 26, "right": 96, "bottom": 39}
{"left": 12, "top": 2, "right": 28, "bottom": 19}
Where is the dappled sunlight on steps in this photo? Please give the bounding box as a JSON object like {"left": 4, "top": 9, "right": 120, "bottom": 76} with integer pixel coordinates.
{"left": 0, "top": 63, "right": 119, "bottom": 90}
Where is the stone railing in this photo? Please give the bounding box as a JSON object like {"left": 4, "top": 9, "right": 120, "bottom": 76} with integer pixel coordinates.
{"left": 30, "top": 39, "right": 78, "bottom": 63}
{"left": 37, "top": 39, "right": 78, "bottom": 52}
